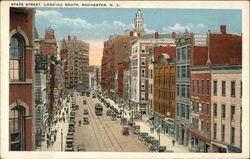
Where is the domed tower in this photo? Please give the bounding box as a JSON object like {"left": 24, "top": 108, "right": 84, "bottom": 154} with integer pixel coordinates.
{"left": 134, "top": 9, "right": 146, "bottom": 36}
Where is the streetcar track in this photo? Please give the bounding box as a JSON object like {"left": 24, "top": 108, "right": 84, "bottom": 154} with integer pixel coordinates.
{"left": 88, "top": 97, "right": 120, "bottom": 152}
{"left": 84, "top": 95, "right": 109, "bottom": 151}
{"left": 91, "top": 97, "right": 125, "bottom": 152}
{"left": 75, "top": 93, "right": 102, "bottom": 151}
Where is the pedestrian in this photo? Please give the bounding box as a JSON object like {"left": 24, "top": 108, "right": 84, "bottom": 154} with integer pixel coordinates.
{"left": 172, "top": 139, "right": 175, "bottom": 146}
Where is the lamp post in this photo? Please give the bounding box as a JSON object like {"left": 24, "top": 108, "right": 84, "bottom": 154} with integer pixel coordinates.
{"left": 61, "top": 129, "right": 63, "bottom": 151}
{"left": 158, "top": 122, "right": 161, "bottom": 146}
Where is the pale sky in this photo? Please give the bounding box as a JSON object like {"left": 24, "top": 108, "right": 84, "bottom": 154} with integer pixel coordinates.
{"left": 35, "top": 8, "right": 242, "bottom": 66}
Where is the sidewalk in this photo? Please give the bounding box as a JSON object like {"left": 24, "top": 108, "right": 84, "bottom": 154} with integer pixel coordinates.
{"left": 104, "top": 97, "right": 190, "bottom": 153}
{"left": 39, "top": 96, "right": 72, "bottom": 151}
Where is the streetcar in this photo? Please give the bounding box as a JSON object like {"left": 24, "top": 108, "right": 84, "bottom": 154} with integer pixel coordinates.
{"left": 94, "top": 103, "right": 103, "bottom": 116}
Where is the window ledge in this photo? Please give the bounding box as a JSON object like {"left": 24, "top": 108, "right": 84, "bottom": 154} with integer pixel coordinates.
{"left": 10, "top": 79, "right": 32, "bottom": 85}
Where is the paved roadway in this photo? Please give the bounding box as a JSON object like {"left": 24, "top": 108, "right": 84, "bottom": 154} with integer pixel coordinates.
{"left": 73, "top": 92, "right": 148, "bottom": 152}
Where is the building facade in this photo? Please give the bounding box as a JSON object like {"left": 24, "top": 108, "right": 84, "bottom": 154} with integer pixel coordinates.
{"left": 154, "top": 54, "right": 176, "bottom": 137}
{"left": 175, "top": 30, "right": 192, "bottom": 146}
{"left": 130, "top": 32, "right": 176, "bottom": 115}
{"left": 9, "top": 7, "right": 35, "bottom": 151}
{"left": 64, "top": 36, "right": 89, "bottom": 90}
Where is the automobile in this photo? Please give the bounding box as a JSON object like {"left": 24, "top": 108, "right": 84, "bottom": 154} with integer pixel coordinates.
{"left": 75, "top": 105, "right": 79, "bottom": 110}
{"left": 92, "top": 94, "right": 96, "bottom": 98}
{"left": 122, "top": 126, "right": 129, "bottom": 136}
{"left": 111, "top": 115, "right": 117, "bottom": 121}
{"left": 133, "top": 125, "right": 140, "bottom": 134}
{"left": 106, "top": 109, "right": 112, "bottom": 116}
{"left": 65, "top": 147, "right": 74, "bottom": 152}
{"left": 138, "top": 132, "right": 149, "bottom": 141}
{"left": 83, "top": 100, "right": 87, "bottom": 105}
{"left": 67, "top": 132, "right": 74, "bottom": 136}
{"left": 83, "top": 116, "right": 89, "bottom": 125}
{"left": 77, "top": 145, "right": 86, "bottom": 152}
{"left": 117, "top": 114, "right": 121, "bottom": 118}
{"left": 158, "top": 146, "right": 167, "bottom": 152}
{"left": 86, "top": 92, "right": 90, "bottom": 97}
{"left": 143, "top": 136, "right": 154, "bottom": 145}
{"left": 83, "top": 108, "right": 89, "bottom": 115}
{"left": 66, "top": 135, "right": 74, "bottom": 147}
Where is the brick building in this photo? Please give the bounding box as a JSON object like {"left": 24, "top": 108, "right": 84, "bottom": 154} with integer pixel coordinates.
{"left": 116, "top": 61, "right": 129, "bottom": 102}
{"left": 130, "top": 32, "right": 175, "bottom": 115}
{"left": 101, "top": 41, "right": 110, "bottom": 92}
{"left": 154, "top": 53, "right": 176, "bottom": 137}
{"left": 209, "top": 26, "right": 242, "bottom": 153}
{"left": 9, "top": 7, "right": 35, "bottom": 151}
{"left": 63, "top": 36, "right": 89, "bottom": 90}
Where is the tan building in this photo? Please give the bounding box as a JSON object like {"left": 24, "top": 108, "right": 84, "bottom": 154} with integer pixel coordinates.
{"left": 154, "top": 54, "right": 176, "bottom": 136}
{"left": 211, "top": 65, "right": 242, "bottom": 152}
{"left": 63, "top": 36, "right": 89, "bottom": 89}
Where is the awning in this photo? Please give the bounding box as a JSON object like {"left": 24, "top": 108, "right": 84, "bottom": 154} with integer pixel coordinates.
{"left": 227, "top": 145, "right": 242, "bottom": 153}
{"left": 147, "top": 114, "right": 154, "bottom": 120}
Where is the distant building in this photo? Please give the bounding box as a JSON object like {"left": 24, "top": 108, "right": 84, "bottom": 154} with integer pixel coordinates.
{"left": 9, "top": 7, "right": 35, "bottom": 151}
{"left": 62, "top": 36, "right": 89, "bottom": 90}
{"left": 125, "top": 9, "right": 146, "bottom": 37}
{"left": 89, "top": 65, "right": 101, "bottom": 90}
{"left": 101, "top": 41, "right": 111, "bottom": 92}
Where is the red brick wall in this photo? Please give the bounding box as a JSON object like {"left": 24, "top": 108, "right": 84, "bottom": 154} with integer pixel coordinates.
{"left": 191, "top": 46, "right": 208, "bottom": 67}
{"left": 190, "top": 73, "right": 211, "bottom": 137}
{"left": 9, "top": 8, "right": 34, "bottom": 151}
{"left": 154, "top": 46, "right": 176, "bottom": 61}
{"left": 210, "top": 34, "right": 242, "bottom": 65}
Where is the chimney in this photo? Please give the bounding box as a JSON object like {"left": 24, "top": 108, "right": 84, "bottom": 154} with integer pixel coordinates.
{"left": 68, "top": 35, "right": 70, "bottom": 41}
{"left": 130, "top": 31, "right": 134, "bottom": 37}
{"left": 155, "top": 32, "right": 159, "bottom": 39}
{"left": 220, "top": 25, "right": 227, "bottom": 34}
{"left": 172, "top": 32, "right": 176, "bottom": 39}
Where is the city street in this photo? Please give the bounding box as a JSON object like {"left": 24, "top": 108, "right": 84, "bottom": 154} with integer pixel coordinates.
{"left": 73, "top": 92, "right": 148, "bottom": 152}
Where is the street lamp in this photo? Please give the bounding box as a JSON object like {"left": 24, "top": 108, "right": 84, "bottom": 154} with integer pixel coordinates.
{"left": 61, "top": 129, "right": 63, "bottom": 151}
{"left": 157, "top": 123, "right": 161, "bottom": 146}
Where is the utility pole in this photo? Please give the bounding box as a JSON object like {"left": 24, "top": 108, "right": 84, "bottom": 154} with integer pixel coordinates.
{"left": 61, "top": 129, "right": 63, "bottom": 151}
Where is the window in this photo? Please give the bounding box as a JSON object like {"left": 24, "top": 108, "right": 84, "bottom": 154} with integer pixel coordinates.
{"left": 141, "top": 80, "right": 145, "bottom": 90}
{"left": 230, "top": 127, "right": 235, "bottom": 145}
{"left": 150, "top": 70, "right": 153, "bottom": 78}
{"left": 213, "top": 80, "right": 217, "bottom": 96}
{"left": 201, "top": 120, "right": 204, "bottom": 131}
{"left": 192, "top": 101, "right": 195, "bottom": 111}
{"left": 187, "top": 46, "right": 191, "bottom": 59}
{"left": 186, "top": 65, "right": 190, "bottom": 78}
{"left": 206, "top": 103, "right": 210, "bottom": 116}
{"left": 186, "top": 105, "right": 190, "bottom": 119}
{"left": 141, "top": 57, "right": 146, "bottom": 66}
{"left": 201, "top": 102, "right": 204, "bottom": 114}
{"left": 222, "top": 125, "right": 225, "bottom": 142}
{"left": 222, "top": 81, "right": 226, "bottom": 96}
{"left": 177, "top": 84, "right": 180, "bottom": 97}
{"left": 177, "top": 48, "right": 180, "bottom": 60}
{"left": 177, "top": 103, "right": 180, "bottom": 116}
{"left": 141, "top": 92, "right": 145, "bottom": 101}
{"left": 231, "top": 81, "right": 235, "bottom": 97}
{"left": 182, "top": 47, "right": 186, "bottom": 60}
{"left": 181, "top": 66, "right": 186, "bottom": 78}
{"left": 187, "top": 85, "right": 190, "bottom": 98}
{"left": 181, "top": 104, "right": 185, "bottom": 118}
{"left": 177, "top": 66, "right": 180, "bottom": 78}
{"left": 196, "top": 102, "right": 199, "bottom": 113}
{"left": 222, "top": 104, "right": 226, "bottom": 119}
{"left": 202, "top": 80, "right": 204, "bottom": 94}
{"left": 141, "top": 45, "right": 145, "bottom": 53}
{"left": 10, "top": 35, "right": 24, "bottom": 80}
{"left": 181, "top": 85, "right": 185, "bottom": 97}
{"left": 141, "top": 69, "right": 145, "bottom": 78}
{"left": 231, "top": 105, "right": 235, "bottom": 120}
{"left": 192, "top": 80, "right": 195, "bottom": 93}
{"left": 213, "top": 123, "right": 217, "bottom": 139}
{"left": 206, "top": 122, "right": 209, "bottom": 134}
{"left": 150, "top": 84, "right": 153, "bottom": 93}
{"left": 206, "top": 79, "right": 210, "bottom": 95}
{"left": 9, "top": 106, "right": 25, "bottom": 151}
{"left": 196, "top": 80, "right": 199, "bottom": 94}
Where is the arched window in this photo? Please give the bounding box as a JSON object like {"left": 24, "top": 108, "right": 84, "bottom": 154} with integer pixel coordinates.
{"left": 10, "top": 34, "right": 24, "bottom": 80}
{"left": 9, "top": 106, "right": 25, "bottom": 151}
